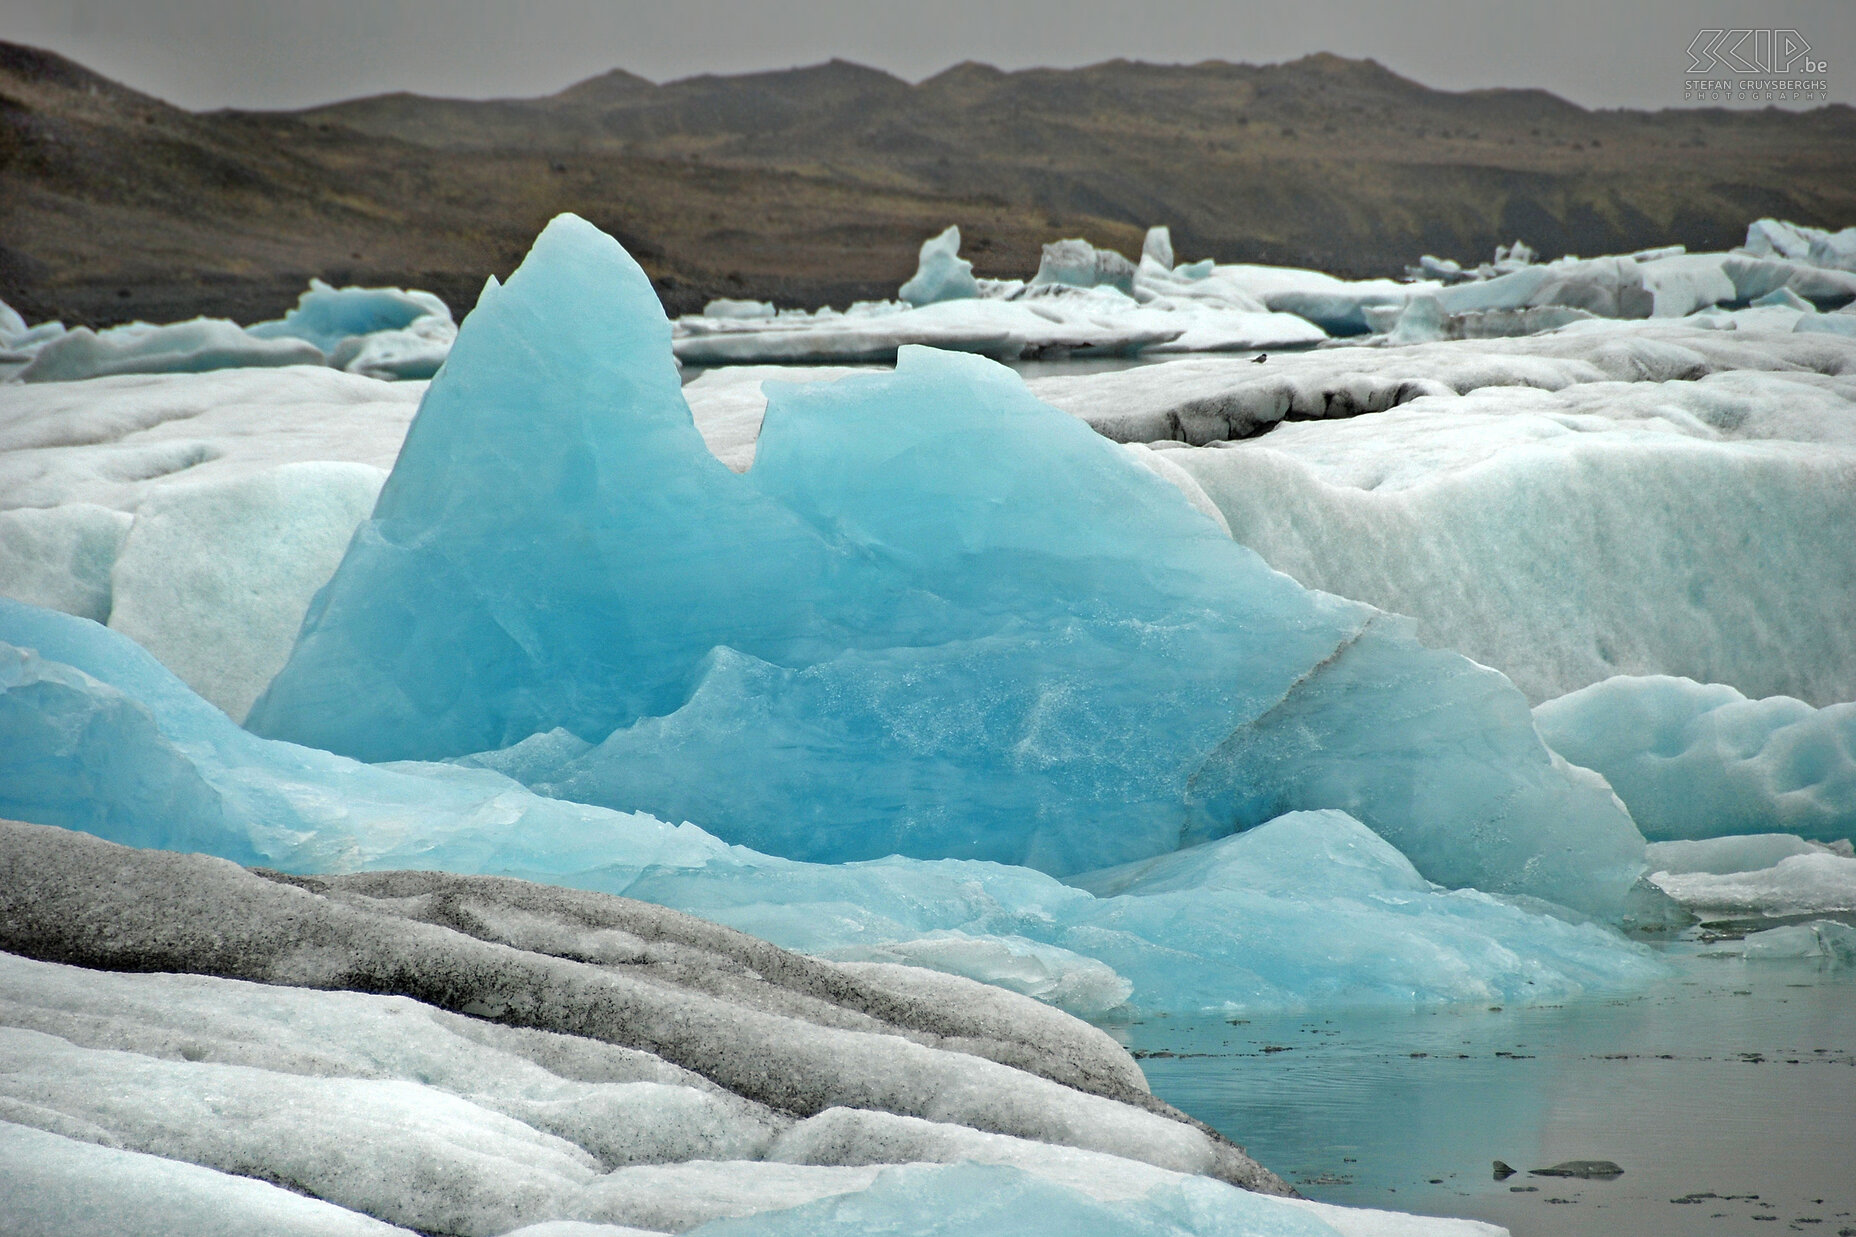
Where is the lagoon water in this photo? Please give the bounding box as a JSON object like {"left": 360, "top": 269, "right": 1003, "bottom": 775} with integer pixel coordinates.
{"left": 1130, "top": 940, "right": 1856, "bottom": 1237}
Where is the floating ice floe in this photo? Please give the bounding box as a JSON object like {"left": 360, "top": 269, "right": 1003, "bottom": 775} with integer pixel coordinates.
{"left": 6, "top": 302, "right": 1853, "bottom": 727}
{"left": 243, "top": 214, "right": 1645, "bottom": 917}
{"left": 18, "top": 318, "right": 326, "bottom": 383}
{"left": 0, "top": 296, "right": 68, "bottom": 374}
{"left": 1741, "top": 920, "right": 1856, "bottom": 963}
{"left": 246, "top": 278, "right": 452, "bottom": 355}
{"left": 1631, "top": 832, "right": 1856, "bottom": 922}
{"left": 672, "top": 225, "right": 1326, "bottom": 364}
{"left": 1535, "top": 677, "right": 1856, "bottom": 843}
{"left": 11, "top": 279, "right": 456, "bottom": 384}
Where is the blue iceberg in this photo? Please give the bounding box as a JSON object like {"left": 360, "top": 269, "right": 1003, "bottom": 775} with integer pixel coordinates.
{"left": 245, "top": 213, "right": 1644, "bottom": 915}
{"left": 246, "top": 278, "right": 452, "bottom": 355}
{"left": 0, "top": 600, "right": 1659, "bottom": 1016}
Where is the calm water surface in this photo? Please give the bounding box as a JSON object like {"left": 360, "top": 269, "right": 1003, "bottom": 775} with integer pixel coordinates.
{"left": 1128, "top": 946, "right": 1856, "bottom": 1237}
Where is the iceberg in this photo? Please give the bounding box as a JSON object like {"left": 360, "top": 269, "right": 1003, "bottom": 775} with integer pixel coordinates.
{"left": 1646, "top": 833, "right": 1852, "bottom": 876}
{"left": 247, "top": 278, "right": 452, "bottom": 356}
{"left": 246, "top": 214, "right": 1644, "bottom": 914}
{"left": 1031, "top": 238, "right": 1138, "bottom": 296}
{"left": 19, "top": 318, "right": 325, "bottom": 383}
{"left": 1653, "top": 854, "right": 1856, "bottom": 918}
{"left": 104, "top": 461, "right": 388, "bottom": 721}
{"left": 899, "top": 226, "right": 981, "bottom": 306}
{"left": 1534, "top": 676, "right": 1856, "bottom": 843}
{"left": 1741, "top": 920, "right": 1856, "bottom": 963}
{"left": 0, "top": 296, "right": 67, "bottom": 370}
{"left": 1140, "top": 226, "right": 1175, "bottom": 271}
{"left": 1161, "top": 328, "right": 1856, "bottom": 706}
{"left": 0, "top": 503, "right": 131, "bottom": 624}
{"left": 671, "top": 296, "right": 1184, "bottom": 364}
{"left": 0, "top": 605, "right": 1660, "bottom": 1014}
{"left": 1742, "top": 218, "right": 1824, "bottom": 261}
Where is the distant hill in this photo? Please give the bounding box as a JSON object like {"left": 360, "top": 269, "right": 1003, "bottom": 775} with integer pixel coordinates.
{"left": 4, "top": 41, "right": 1854, "bottom": 327}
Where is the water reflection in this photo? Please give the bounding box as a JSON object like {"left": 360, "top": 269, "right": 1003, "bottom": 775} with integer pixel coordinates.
{"left": 1132, "top": 949, "right": 1856, "bottom": 1237}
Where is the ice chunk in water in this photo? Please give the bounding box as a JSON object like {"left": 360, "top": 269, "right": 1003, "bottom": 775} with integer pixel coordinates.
{"left": 246, "top": 278, "right": 451, "bottom": 355}
{"left": 899, "top": 226, "right": 980, "bottom": 306}
{"left": 1742, "top": 919, "right": 1856, "bottom": 963}
{"left": 1645, "top": 834, "right": 1848, "bottom": 876}
{"left": 1141, "top": 226, "right": 1176, "bottom": 271}
{"left": 1535, "top": 676, "right": 1856, "bottom": 843}
{"left": 20, "top": 319, "right": 324, "bottom": 383}
{"left": 1032, "top": 238, "right": 1137, "bottom": 296}
{"left": 245, "top": 214, "right": 1645, "bottom": 914}
{"left": 1651, "top": 851, "right": 1856, "bottom": 917}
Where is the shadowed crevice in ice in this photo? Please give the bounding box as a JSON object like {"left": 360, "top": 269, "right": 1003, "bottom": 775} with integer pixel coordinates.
{"left": 0, "top": 818, "right": 1289, "bottom": 1198}
{"left": 245, "top": 214, "right": 1643, "bottom": 914}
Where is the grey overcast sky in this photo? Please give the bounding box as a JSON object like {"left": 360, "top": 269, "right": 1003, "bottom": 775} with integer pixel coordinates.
{"left": 4, "top": 0, "right": 1851, "bottom": 111}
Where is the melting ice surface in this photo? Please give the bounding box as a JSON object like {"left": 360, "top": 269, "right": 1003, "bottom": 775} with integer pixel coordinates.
{"left": 246, "top": 214, "right": 1645, "bottom": 918}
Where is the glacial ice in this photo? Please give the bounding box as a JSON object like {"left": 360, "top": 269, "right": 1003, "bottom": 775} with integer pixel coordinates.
{"left": 327, "top": 314, "right": 457, "bottom": 381}
{"left": 899, "top": 226, "right": 981, "bottom": 306}
{"left": 1646, "top": 833, "right": 1852, "bottom": 877}
{"left": 246, "top": 278, "right": 452, "bottom": 355}
{"left": 0, "top": 820, "right": 1286, "bottom": 1190}
{"left": 680, "top": 364, "right": 877, "bottom": 472}
{"left": 1744, "top": 218, "right": 1823, "bottom": 261}
{"left": 106, "top": 461, "right": 386, "bottom": 721}
{"left": 1651, "top": 853, "right": 1856, "bottom": 917}
{"left": 1147, "top": 328, "right": 1856, "bottom": 705}
{"left": 1534, "top": 677, "right": 1856, "bottom": 842}
{"left": 1741, "top": 920, "right": 1856, "bottom": 963}
{"left": 1031, "top": 238, "right": 1139, "bottom": 296}
{"left": 691, "top": 1161, "right": 1508, "bottom": 1237}
{"left": 245, "top": 214, "right": 1644, "bottom": 913}
{"left": 0, "top": 1120, "right": 415, "bottom": 1237}
{"left": 673, "top": 295, "right": 1190, "bottom": 364}
{"left": 5, "top": 280, "right": 454, "bottom": 385}
{"left": 671, "top": 225, "right": 1324, "bottom": 364}
{"left": 14, "top": 822, "right": 1551, "bottom": 1232}
{"left": 0, "top": 604, "right": 1660, "bottom": 1014}
{"left": 19, "top": 318, "right": 325, "bottom": 383}
{"left": 1141, "top": 225, "right": 1176, "bottom": 270}
{"left": 0, "top": 368, "right": 416, "bottom": 715}
{"left": 0, "top": 503, "right": 131, "bottom": 623}
{"left": 8, "top": 306, "right": 1849, "bottom": 758}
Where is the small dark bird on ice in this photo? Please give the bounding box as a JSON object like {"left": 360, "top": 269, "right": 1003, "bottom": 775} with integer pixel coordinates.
{"left": 1252, "top": 352, "right": 1268, "bottom": 363}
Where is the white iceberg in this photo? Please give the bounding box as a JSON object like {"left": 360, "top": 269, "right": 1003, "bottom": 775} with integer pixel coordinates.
{"left": 19, "top": 318, "right": 325, "bottom": 383}
{"left": 1534, "top": 676, "right": 1856, "bottom": 843}
{"left": 898, "top": 225, "right": 980, "bottom": 306}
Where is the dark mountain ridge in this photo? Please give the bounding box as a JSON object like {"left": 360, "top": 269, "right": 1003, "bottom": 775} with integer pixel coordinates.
{"left": 3, "top": 41, "right": 1852, "bottom": 327}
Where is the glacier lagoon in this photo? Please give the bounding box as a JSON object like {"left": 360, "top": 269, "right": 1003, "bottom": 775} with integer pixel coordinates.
{"left": 3, "top": 210, "right": 1856, "bottom": 1236}
{"left": 1137, "top": 945, "right": 1856, "bottom": 1237}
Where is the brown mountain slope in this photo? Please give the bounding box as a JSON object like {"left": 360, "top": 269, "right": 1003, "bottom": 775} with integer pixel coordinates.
{"left": 4, "top": 42, "right": 1853, "bottom": 328}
